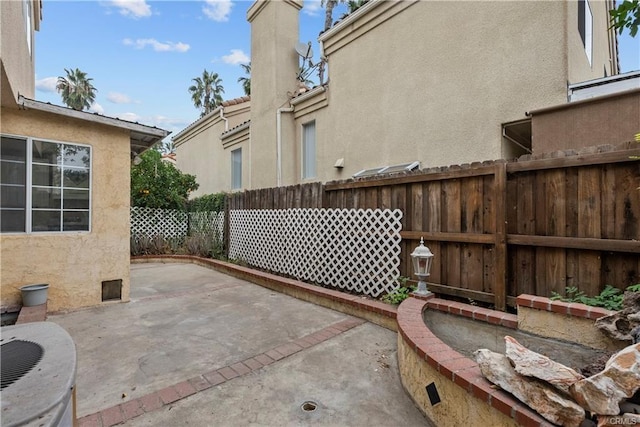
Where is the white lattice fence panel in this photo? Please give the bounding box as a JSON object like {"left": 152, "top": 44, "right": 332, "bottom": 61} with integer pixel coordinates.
{"left": 131, "top": 207, "right": 188, "bottom": 239}
{"left": 229, "top": 208, "right": 403, "bottom": 297}
{"left": 189, "top": 211, "right": 225, "bottom": 240}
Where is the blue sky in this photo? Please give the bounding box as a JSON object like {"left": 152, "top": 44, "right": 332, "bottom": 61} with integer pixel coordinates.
{"left": 34, "top": 0, "right": 344, "bottom": 136}
{"left": 35, "top": 1, "right": 640, "bottom": 139}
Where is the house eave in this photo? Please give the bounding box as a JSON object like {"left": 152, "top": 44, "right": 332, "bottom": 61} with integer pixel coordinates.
{"left": 526, "top": 87, "right": 640, "bottom": 116}
{"left": 172, "top": 107, "right": 223, "bottom": 143}
{"left": 221, "top": 121, "right": 251, "bottom": 141}
{"left": 18, "top": 96, "right": 169, "bottom": 153}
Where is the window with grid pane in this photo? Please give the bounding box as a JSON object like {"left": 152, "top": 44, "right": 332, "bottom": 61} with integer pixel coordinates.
{"left": 0, "top": 136, "right": 91, "bottom": 233}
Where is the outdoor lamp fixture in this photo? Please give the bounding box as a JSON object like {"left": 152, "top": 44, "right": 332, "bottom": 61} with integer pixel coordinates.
{"left": 410, "top": 237, "right": 434, "bottom": 295}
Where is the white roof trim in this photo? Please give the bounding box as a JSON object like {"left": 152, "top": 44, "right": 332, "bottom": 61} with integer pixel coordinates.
{"left": 172, "top": 106, "right": 223, "bottom": 141}
{"left": 290, "top": 86, "right": 326, "bottom": 106}
{"left": 18, "top": 96, "right": 169, "bottom": 138}
{"left": 318, "top": 0, "right": 380, "bottom": 42}
{"left": 220, "top": 121, "right": 251, "bottom": 140}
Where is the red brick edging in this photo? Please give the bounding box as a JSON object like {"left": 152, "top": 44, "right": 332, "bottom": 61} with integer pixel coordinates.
{"left": 16, "top": 303, "right": 47, "bottom": 324}
{"left": 78, "top": 317, "right": 366, "bottom": 427}
{"left": 397, "top": 297, "right": 553, "bottom": 427}
{"left": 426, "top": 297, "right": 518, "bottom": 329}
{"left": 516, "top": 294, "right": 613, "bottom": 320}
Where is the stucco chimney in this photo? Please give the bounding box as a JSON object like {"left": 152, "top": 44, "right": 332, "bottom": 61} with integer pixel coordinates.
{"left": 247, "top": 0, "right": 302, "bottom": 188}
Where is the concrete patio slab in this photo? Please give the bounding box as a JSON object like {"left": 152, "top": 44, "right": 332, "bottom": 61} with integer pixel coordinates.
{"left": 48, "top": 263, "right": 430, "bottom": 426}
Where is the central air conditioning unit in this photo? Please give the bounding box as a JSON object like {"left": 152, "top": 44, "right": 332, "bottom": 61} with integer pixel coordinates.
{"left": 1, "top": 322, "right": 77, "bottom": 427}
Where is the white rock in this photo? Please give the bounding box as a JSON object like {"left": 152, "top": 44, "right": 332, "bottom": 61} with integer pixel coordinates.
{"left": 505, "top": 335, "right": 584, "bottom": 394}
{"left": 570, "top": 343, "right": 640, "bottom": 415}
{"left": 475, "top": 349, "right": 586, "bottom": 427}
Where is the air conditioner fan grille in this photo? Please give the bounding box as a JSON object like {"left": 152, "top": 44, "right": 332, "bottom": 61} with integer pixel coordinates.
{"left": 1, "top": 339, "right": 44, "bottom": 389}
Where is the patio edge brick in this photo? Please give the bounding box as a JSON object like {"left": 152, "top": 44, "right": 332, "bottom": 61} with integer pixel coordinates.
{"left": 77, "top": 317, "right": 365, "bottom": 424}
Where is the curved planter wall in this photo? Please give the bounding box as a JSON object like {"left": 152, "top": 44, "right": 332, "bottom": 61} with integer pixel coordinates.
{"left": 397, "top": 297, "right": 542, "bottom": 426}
{"left": 396, "top": 296, "right": 618, "bottom": 427}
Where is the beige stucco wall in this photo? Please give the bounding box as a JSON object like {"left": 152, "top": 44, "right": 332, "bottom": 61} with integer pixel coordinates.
{"left": 566, "top": 0, "right": 618, "bottom": 84}
{"left": 222, "top": 126, "right": 250, "bottom": 192}
{"left": 397, "top": 334, "right": 517, "bottom": 427}
{"left": 249, "top": 0, "right": 614, "bottom": 188}
{"left": 0, "top": 107, "right": 132, "bottom": 312}
{"left": 248, "top": 0, "right": 302, "bottom": 189}
{"left": 180, "top": 0, "right": 615, "bottom": 193}
{"left": 0, "top": 0, "right": 38, "bottom": 106}
{"left": 531, "top": 89, "right": 640, "bottom": 153}
{"left": 174, "top": 102, "right": 250, "bottom": 196}
{"left": 297, "top": 1, "right": 574, "bottom": 182}
{"left": 517, "top": 306, "right": 626, "bottom": 352}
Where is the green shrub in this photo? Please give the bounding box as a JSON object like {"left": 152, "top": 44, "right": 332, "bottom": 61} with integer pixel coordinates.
{"left": 551, "top": 284, "right": 640, "bottom": 311}
{"left": 188, "top": 193, "right": 226, "bottom": 212}
{"left": 381, "top": 277, "right": 416, "bottom": 305}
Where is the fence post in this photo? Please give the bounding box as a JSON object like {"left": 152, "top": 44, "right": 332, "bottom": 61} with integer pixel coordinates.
{"left": 224, "top": 194, "right": 231, "bottom": 259}
{"left": 494, "top": 161, "right": 507, "bottom": 311}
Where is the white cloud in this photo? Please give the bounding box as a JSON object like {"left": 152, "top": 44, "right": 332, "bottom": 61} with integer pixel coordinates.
{"left": 35, "top": 76, "right": 58, "bottom": 93}
{"left": 221, "top": 49, "right": 250, "bottom": 65}
{"left": 89, "top": 102, "right": 105, "bottom": 115}
{"left": 123, "top": 38, "right": 190, "bottom": 52}
{"left": 106, "top": 0, "right": 152, "bottom": 18}
{"left": 107, "top": 92, "right": 133, "bottom": 104}
{"left": 302, "top": 0, "right": 322, "bottom": 16}
{"left": 203, "top": 0, "right": 232, "bottom": 22}
{"left": 117, "top": 112, "right": 142, "bottom": 122}
{"left": 150, "top": 115, "right": 190, "bottom": 129}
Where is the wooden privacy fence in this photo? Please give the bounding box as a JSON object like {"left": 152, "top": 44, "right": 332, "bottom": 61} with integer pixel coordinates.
{"left": 227, "top": 143, "right": 640, "bottom": 311}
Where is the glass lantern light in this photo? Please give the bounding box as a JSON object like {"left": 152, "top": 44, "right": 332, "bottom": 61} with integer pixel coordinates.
{"left": 410, "top": 237, "right": 434, "bottom": 295}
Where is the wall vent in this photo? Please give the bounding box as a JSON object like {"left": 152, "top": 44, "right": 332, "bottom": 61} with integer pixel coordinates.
{"left": 102, "top": 279, "right": 122, "bottom": 301}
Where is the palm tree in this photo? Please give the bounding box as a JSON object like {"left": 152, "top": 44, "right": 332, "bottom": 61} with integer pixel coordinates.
{"left": 188, "top": 70, "right": 224, "bottom": 117}
{"left": 320, "top": 0, "right": 346, "bottom": 31}
{"left": 56, "top": 68, "right": 97, "bottom": 111}
{"left": 237, "top": 62, "right": 251, "bottom": 96}
{"left": 347, "top": 0, "right": 368, "bottom": 13}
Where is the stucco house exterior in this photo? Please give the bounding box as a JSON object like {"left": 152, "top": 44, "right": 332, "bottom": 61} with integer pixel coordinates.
{"left": 1, "top": 0, "right": 169, "bottom": 312}
{"left": 173, "top": 96, "right": 250, "bottom": 198}
{"left": 175, "top": 0, "right": 623, "bottom": 195}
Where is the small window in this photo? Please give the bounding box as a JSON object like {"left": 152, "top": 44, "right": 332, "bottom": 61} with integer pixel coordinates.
{"left": 578, "top": 0, "right": 593, "bottom": 66}
{"left": 302, "top": 121, "right": 316, "bottom": 179}
{"left": 0, "top": 135, "right": 91, "bottom": 233}
{"left": 231, "top": 148, "right": 242, "bottom": 190}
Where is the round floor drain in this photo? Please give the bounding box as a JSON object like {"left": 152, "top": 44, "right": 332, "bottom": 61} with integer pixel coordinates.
{"left": 301, "top": 401, "right": 318, "bottom": 412}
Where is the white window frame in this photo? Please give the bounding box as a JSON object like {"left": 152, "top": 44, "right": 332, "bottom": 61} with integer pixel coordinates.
{"left": 23, "top": 0, "right": 32, "bottom": 56}
{"left": 231, "top": 148, "right": 242, "bottom": 190}
{"left": 579, "top": 0, "right": 593, "bottom": 66}
{"left": 0, "top": 134, "right": 92, "bottom": 234}
{"left": 302, "top": 120, "right": 316, "bottom": 180}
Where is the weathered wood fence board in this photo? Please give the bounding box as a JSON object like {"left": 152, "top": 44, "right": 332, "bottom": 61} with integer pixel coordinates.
{"left": 227, "top": 143, "right": 640, "bottom": 310}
